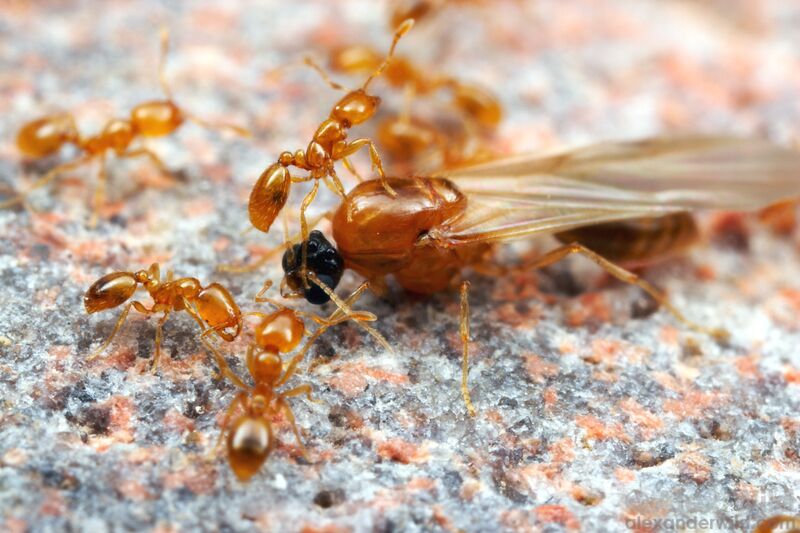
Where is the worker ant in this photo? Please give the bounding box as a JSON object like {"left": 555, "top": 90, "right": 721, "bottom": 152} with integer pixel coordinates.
{"left": 83, "top": 262, "right": 244, "bottom": 382}
{"left": 247, "top": 19, "right": 415, "bottom": 254}
{"left": 205, "top": 278, "right": 390, "bottom": 480}
{"left": 328, "top": 40, "right": 502, "bottom": 168}
{"left": 3, "top": 30, "right": 249, "bottom": 225}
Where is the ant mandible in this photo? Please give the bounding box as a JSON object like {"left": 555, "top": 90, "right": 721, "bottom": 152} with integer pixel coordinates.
{"left": 247, "top": 19, "right": 415, "bottom": 248}
{"left": 206, "top": 279, "right": 390, "bottom": 480}
{"left": 3, "top": 30, "right": 249, "bottom": 225}
{"left": 83, "top": 262, "right": 245, "bottom": 383}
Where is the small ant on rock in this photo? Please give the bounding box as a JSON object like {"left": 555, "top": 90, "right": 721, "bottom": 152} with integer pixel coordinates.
{"left": 3, "top": 30, "right": 249, "bottom": 225}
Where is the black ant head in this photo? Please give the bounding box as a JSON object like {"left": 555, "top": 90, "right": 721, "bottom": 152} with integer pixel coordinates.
{"left": 282, "top": 230, "right": 345, "bottom": 305}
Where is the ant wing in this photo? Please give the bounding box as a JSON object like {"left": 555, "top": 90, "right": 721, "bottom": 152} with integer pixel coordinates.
{"left": 428, "top": 136, "right": 800, "bottom": 246}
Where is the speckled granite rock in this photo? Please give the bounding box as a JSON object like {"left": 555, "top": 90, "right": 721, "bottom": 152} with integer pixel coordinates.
{"left": 1, "top": 1, "right": 800, "bottom": 532}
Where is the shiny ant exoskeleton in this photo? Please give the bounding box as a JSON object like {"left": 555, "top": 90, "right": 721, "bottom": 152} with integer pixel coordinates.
{"left": 206, "top": 279, "right": 390, "bottom": 480}
{"left": 281, "top": 137, "right": 800, "bottom": 417}
{"left": 330, "top": 41, "right": 502, "bottom": 170}
{"left": 281, "top": 230, "right": 345, "bottom": 304}
{"left": 83, "top": 262, "right": 243, "bottom": 382}
{"left": 247, "top": 19, "right": 415, "bottom": 249}
{"left": 3, "top": 30, "right": 249, "bottom": 225}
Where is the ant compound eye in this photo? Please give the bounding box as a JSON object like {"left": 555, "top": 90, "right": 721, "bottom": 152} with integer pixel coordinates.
{"left": 304, "top": 273, "right": 336, "bottom": 305}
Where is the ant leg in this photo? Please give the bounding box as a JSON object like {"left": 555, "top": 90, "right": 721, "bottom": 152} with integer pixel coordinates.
{"left": 120, "top": 147, "right": 171, "bottom": 178}
{"left": 326, "top": 168, "right": 348, "bottom": 201}
{"left": 87, "top": 303, "right": 132, "bottom": 361}
{"left": 251, "top": 280, "right": 313, "bottom": 320}
{"left": 527, "top": 243, "right": 729, "bottom": 341}
{"left": 275, "top": 397, "right": 308, "bottom": 458}
{"left": 303, "top": 56, "right": 346, "bottom": 91}
{"left": 322, "top": 177, "right": 345, "bottom": 199}
{"left": 280, "top": 384, "right": 317, "bottom": 402}
{"left": 199, "top": 334, "right": 248, "bottom": 389}
{"left": 310, "top": 281, "right": 375, "bottom": 327}
{"left": 459, "top": 281, "right": 476, "bottom": 417}
{"left": 184, "top": 113, "right": 252, "bottom": 138}
{"left": 294, "top": 273, "right": 391, "bottom": 368}
{"left": 326, "top": 168, "right": 356, "bottom": 222}
{"left": 89, "top": 154, "right": 107, "bottom": 228}
{"left": 334, "top": 138, "right": 395, "bottom": 197}
{"left": 217, "top": 246, "right": 283, "bottom": 274}
{"left": 181, "top": 296, "right": 247, "bottom": 388}
{"left": 298, "top": 180, "right": 321, "bottom": 288}
{"left": 0, "top": 155, "right": 92, "bottom": 209}
{"left": 308, "top": 272, "right": 390, "bottom": 352}
{"left": 87, "top": 300, "right": 150, "bottom": 361}
{"left": 341, "top": 157, "right": 364, "bottom": 183}
{"left": 151, "top": 311, "right": 171, "bottom": 373}
{"left": 218, "top": 210, "right": 329, "bottom": 274}
{"left": 253, "top": 279, "right": 277, "bottom": 304}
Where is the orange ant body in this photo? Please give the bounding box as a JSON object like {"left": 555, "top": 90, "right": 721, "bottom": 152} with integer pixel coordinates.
{"left": 389, "top": 0, "right": 512, "bottom": 29}
{"left": 330, "top": 43, "right": 502, "bottom": 129}
{"left": 328, "top": 42, "right": 502, "bottom": 168}
{"left": 83, "top": 262, "right": 243, "bottom": 380}
{"left": 753, "top": 515, "right": 800, "bottom": 533}
{"left": 284, "top": 137, "right": 800, "bottom": 416}
{"left": 3, "top": 30, "right": 248, "bottom": 224}
{"left": 247, "top": 19, "right": 415, "bottom": 245}
{"left": 208, "top": 278, "right": 390, "bottom": 481}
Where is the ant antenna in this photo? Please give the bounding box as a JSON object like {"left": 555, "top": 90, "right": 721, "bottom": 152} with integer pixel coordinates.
{"left": 362, "top": 18, "right": 415, "bottom": 91}
{"left": 305, "top": 272, "right": 392, "bottom": 353}
{"left": 303, "top": 57, "right": 347, "bottom": 91}
{"left": 185, "top": 114, "right": 252, "bottom": 137}
{"left": 158, "top": 28, "right": 251, "bottom": 137}
{"left": 158, "top": 28, "right": 175, "bottom": 101}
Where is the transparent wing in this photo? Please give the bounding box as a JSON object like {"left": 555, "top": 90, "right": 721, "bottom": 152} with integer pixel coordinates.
{"left": 430, "top": 136, "right": 800, "bottom": 245}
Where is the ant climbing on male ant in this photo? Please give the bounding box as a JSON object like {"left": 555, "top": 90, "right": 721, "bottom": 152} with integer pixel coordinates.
{"left": 247, "top": 19, "right": 415, "bottom": 255}
{"left": 328, "top": 40, "right": 502, "bottom": 169}
{"left": 3, "top": 30, "right": 249, "bottom": 225}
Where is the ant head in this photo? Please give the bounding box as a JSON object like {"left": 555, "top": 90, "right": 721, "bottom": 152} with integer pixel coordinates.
{"left": 255, "top": 309, "right": 306, "bottom": 354}
{"left": 331, "top": 90, "right": 381, "bottom": 127}
{"left": 84, "top": 272, "right": 140, "bottom": 313}
{"left": 247, "top": 346, "right": 284, "bottom": 387}
{"left": 130, "top": 101, "right": 184, "bottom": 137}
{"left": 282, "top": 230, "right": 344, "bottom": 305}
